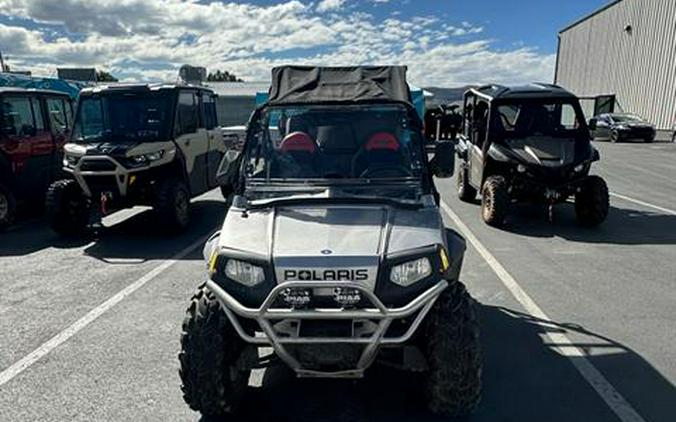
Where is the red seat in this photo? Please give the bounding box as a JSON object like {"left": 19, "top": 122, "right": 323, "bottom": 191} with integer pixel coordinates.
{"left": 364, "top": 132, "right": 400, "bottom": 151}
{"left": 279, "top": 132, "right": 317, "bottom": 153}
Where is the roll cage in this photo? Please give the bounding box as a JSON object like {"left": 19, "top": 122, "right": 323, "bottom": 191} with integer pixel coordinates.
{"left": 461, "top": 86, "right": 593, "bottom": 162}
{"left": 233, "top": 100, "right": 436, "bottom": 196}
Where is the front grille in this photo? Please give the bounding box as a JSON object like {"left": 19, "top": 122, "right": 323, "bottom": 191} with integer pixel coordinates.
{"left": 83, "top": 175, "right": 119, "bottom": 195}
{"left": 80, "top": 159, "right": 117, "bottom": 172}
{"left": 627, "top": 128, "right": 653, "bottom": 138}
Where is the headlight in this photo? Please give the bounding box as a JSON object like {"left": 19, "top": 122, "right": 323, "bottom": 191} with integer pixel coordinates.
{"left": 225, "top": 259, "right": 265, "bottom": 286}
{"left": 129, "top": 150, "right": 165, "bottom": 166}
{"left": 64, "top": 154, "right": 80, "bottom": 167}
{"left": 145, "top": 150, "right": 164, "bottom": 161}
{"left": 390, "top": 257, "right": 432, "bottom": 287}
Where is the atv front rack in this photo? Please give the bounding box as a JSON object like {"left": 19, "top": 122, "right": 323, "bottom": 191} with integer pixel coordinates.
{"left": 205, "top": 279, "right": 448, "bottom": 378}
{"left": 66, "top": 155, "right": 131, "bottom": 198}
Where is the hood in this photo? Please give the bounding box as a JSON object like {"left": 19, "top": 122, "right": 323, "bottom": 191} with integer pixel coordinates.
{"left": 217, "top": 203, "right": 443, "bottom": 290}
{"left": 507, "top": 136, "right": 576, "bottom": 167}
{"left": 65, "top": 141, "right": 173, "bottom": 157}
{"left": 618, "top": 122, "right": 653, "bottom": 129}
{"left": 84, "top": 141, "right": 138, "bottom": 156}
{"left": 64, "top": 140, "right": 139, "bottom": 156}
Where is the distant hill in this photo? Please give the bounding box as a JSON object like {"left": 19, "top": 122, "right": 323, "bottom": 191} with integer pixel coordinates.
{"left": 423, "top": 86, "right": 476, "bottom": 107}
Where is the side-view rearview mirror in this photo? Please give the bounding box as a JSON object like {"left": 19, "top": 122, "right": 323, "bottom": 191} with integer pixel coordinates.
{"left": 588, "top": 118, "right": 597, "bottom": 130}
{"left": 216, "top": 149, "right": 241, "bottom": 186}
{"left": 431, "top": 140, "right": 455, "bottom": 178}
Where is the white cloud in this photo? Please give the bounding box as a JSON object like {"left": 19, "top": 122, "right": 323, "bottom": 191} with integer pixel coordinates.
{"left": 0, "top": 0, "right": 555, "bottom": 86}
{"left": 316, "top": 0, "right": 345, "bottom": 13}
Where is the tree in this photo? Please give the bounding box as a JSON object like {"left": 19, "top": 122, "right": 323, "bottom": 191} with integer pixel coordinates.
{"left": 96, "top": 70, "right": 118, "bottom": 82}
{"left": 207, "top": 70, "right": 243, "bottom": 82}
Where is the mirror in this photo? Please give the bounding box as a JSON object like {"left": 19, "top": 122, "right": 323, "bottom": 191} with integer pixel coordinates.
{"left": 432, "top": 140, "right": 455, "bottom": 178}
{"left": 588, "top": 118, "right": 597, "bottom": 130}
{"left": 215, "top": 149, "right": 241, "bottom": 186}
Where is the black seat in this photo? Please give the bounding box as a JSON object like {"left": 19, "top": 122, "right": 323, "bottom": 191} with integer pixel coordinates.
{"left": 316, "top": 125, "right": 358, "bottom": 176}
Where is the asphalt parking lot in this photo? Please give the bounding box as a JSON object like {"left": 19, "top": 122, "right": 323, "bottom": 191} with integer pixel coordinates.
{"left": 0, "top": 140, "right": 674, "bottom": 422}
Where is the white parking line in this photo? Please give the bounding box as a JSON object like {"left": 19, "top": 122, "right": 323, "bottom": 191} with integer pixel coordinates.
{"left": 610, "top": 192, "right": 676, "bottom": 216}
{"left": 440, "top": 201, "right": 647, "bottom": 422}
{"left": 0, "top": 233, "right": 211, "bottom": 388}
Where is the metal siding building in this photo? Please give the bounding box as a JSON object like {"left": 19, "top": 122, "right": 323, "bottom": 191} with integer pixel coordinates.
{"left": 556, "top": 0, "right": 676, "bottom": 129}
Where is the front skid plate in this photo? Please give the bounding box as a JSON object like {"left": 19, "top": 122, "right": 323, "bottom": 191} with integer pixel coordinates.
{"left": 206, "top": 279, "right": 447, "bottom": 378}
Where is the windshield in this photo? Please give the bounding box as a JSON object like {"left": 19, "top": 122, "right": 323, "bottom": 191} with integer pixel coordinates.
{"left": 244, "top": 104, "right": 424, "bottom": 186}
{"left": 611, "top": 114, "right": 642, "bottom": 123}
{"left": 493, "top": 100, "right": 586, "bottom": 141}
{"left": 72, "top": 92, "right": 173, "bottom": 143}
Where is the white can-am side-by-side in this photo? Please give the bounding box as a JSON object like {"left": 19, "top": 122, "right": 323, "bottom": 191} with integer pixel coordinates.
{"left": 46, "top": 83, "right": 226, "bottom": 235}
{"left": 179, "top": 66, "right": 483, "bottom": 418}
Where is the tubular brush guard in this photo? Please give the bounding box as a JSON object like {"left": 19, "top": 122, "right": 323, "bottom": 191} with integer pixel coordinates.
{"left": 205, "top": 279, "right": 448, "bottom": 378}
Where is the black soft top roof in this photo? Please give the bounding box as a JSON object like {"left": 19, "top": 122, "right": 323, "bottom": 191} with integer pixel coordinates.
{"left": 79, "top": 83, "right": 214, "bottom": 96}
{"left": 468, "top": 83, "right": 578, "bottom": 102}
{"left": 266, "top": 66, "right": 413, "bottom": 107}
{"left": 0, "top": 87, "right": 70, "bottom": 97}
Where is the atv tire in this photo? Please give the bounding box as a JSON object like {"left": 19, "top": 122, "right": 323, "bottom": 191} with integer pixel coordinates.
{"left": 0, "top": 183, "right": 16, "bottom": 231}
{"left": 457, "top": 165, "right": 477, "bottom": 202}
{"left": 46, "top": 179, "right": 89, "bottom": 236}
{"left": 154, "top": 178, "right": 190, "bottom": 231}
{"left": 575, "top": 175, "right": 609, "bottom": 227}
{"left": 422, "top": 281, "right": 482, "bottom": 417}
{"left": 179, "top": 284, "right": 250, "bottom": 417}
{"left": 481, "top": 175, "right": 509, "bottom": 227}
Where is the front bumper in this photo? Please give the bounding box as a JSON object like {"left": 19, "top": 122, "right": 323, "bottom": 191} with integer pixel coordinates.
{"left": 206, "top": 279, "right": 447, "bottom": 378}
{"left": 616, "top": 127, "right": 655, "bottom": 140}
{"left": 65, "top": 155, "right": 133, "bottom": 198}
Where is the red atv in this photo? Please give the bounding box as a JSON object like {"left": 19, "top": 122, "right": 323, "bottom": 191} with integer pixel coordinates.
{"left": 0, "top": 87, "right": 74, "bottom": 230}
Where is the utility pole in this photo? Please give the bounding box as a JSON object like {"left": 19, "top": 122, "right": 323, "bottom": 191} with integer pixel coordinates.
{"left": 0, "top": 50, "right": 5, "bottom": 72}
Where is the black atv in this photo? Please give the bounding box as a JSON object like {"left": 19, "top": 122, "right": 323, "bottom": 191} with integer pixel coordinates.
{"left": 455, "top": 83, "right": 609, "bottom": 227}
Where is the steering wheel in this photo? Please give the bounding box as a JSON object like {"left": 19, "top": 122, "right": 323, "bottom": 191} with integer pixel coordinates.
{"left": 359, "top": 165, "right": 413, "bottom": 179}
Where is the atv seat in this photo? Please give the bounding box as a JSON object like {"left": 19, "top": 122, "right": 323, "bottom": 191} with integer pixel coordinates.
{"left": 274, "top": 132, "right": 320, "bottom": 178}
{"left": 316, "top": 125, "right": 358, "bottom": 177}
{"left": 351, "top": 132, "right": 404, "bottom": 177}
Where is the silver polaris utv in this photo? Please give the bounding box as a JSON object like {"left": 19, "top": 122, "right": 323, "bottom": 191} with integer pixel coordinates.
{"left": 179, "top": 66, "right": 482, "bottom": 417}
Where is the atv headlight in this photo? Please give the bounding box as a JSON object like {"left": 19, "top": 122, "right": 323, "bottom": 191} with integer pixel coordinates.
{"left": 64, "top": 154, "right": 80, "bottom": 167}
{"left": 128, "top": 150, "right": 165, "bottom": 166}
{"left": 390, "top": 257, "right": 432, "bottom": 287}
{"left": 145, "top": 150, "right": 164, "bottom": 161}
{"left": 225, "top": 259, "right": 265, "bottom": 286}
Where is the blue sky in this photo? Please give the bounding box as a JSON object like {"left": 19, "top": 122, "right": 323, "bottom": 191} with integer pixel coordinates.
{"left": 0, "top": 0, "right": 610, "bottom": 86}
{"left": 233, "top": 0, "right": 609, "bottom": 52}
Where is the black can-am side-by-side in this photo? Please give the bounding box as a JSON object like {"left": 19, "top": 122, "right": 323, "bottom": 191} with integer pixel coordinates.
{"left": 456, "top": 83, "right": 609, "bottom": 227}
{"left": 178, "top": 66, "right": 482, "bottom": 418}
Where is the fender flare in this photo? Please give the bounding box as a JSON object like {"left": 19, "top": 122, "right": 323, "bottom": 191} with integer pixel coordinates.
{"left": 169, "top": 147, "right": 193, "bottom": 195}
{"left": 487, "top": 143, "right": 511, "bottom": 163}
{"left": 444, "top": 228, "right": 467, "bottom": 282}
{"left": 455, "top": 136, "right": 470, "bottom": 160}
